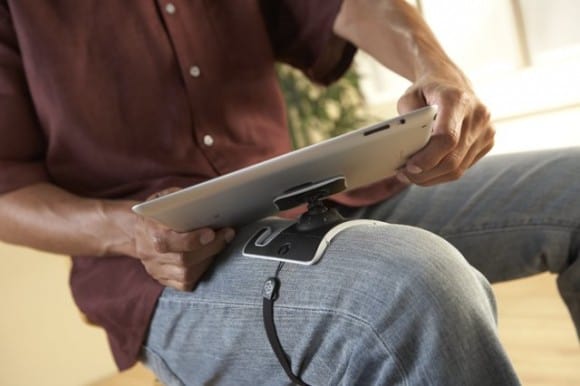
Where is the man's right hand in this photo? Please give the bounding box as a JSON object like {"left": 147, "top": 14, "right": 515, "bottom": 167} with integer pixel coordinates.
{"left": 133, "top": 188, "right": 236, "bottom": 291}
{"left": 0, "top": 183, "right": 233, "bottom": 292}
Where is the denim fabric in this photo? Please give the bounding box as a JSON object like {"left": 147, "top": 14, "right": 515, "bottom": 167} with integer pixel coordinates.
{"left": 143, "top": 148, "right": 580, "bottom": 385}
{"left": 346, "top": 147, "right": 580, "bottom": 336}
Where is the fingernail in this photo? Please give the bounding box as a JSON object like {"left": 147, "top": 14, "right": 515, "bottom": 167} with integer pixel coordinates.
{"left": 396, "top": 172, "right": 411, "bottom": 184}
{"left": 199, "top": 230, "right": 215, "bottom": 245}
{"left": 224, "top": 228, "right": 236, "bottom": 243}
{"left": 406, "top": 164, "right": 423, "bottom": 174}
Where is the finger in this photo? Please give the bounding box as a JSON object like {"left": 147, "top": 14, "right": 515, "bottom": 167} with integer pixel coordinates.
{"left": 401, "top": 117, "right": 471, "bottom": 184}
{"left": 401, "top": 149, "right": 466, "bottom": 186}
{"left": 397, "top": 87, "right": 426, "bottom": 114}
{"left": 405, "top": 91, "right": 468, "bottom": 174}
{"left": 469, "top": 123, "right": 495, "bottom": 167}
{"left": 408, "top": 135, "right": 493, "bottom": 187}
{"left": 156, "top": 227, "right": 234, "bottom": 265}
{"left": 150, "top": 227, "right": 217, "bottom": 254}
{"left": 159, "top": 278, "right": 193, "bottom": 292}
{"left": 459, "top": 134, "right": 492, "bottom": 171}
{"left": 403, "top": 99, "right": 493, "bottom": 184}
{"left": 182, "top": 228, "right": 235, "bottom": 264}
{"left": 171, "top": 226, "right": 235, "bottom": 253}
{"left": 158, "top": 254, "right": 215, "bottom": 291}
{"left": 147, "top": 186, "right": 182, "bottom": 201}
{"left": 454, "top": 121, "right": 494, "bottom": 173}
{"left": 470, "top": 142, "right": 494, "bottom": 167}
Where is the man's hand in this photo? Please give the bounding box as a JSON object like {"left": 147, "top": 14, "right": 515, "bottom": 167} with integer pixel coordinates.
{"left": 133, "top": 188, "right": 235, "bottom": 291}
{"left": 333, "top": 0, "right": 495, "bottom": 187}
{"left": 0, "top": 183, "right": 233, "bottom": 292}
{"left": 396, "top": 74, "right": 495, "bottom": 186}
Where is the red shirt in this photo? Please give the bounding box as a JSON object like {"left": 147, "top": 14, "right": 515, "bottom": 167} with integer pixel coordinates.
{"left": 0, "top": 0, "right": 404, "bottom": 369}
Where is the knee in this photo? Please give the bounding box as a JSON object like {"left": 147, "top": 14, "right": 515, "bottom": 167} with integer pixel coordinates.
{"left": 320, "top": 222, "right": 496, "bottom": 323}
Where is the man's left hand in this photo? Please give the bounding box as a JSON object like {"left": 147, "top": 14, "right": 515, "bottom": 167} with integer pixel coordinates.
{"left": 396, "top": 73, "right": 495, "bottom": 186}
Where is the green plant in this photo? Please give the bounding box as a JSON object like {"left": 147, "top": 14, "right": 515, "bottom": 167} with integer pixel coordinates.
{"left": 276, "top": 63, "right": 371, "bottom": 149}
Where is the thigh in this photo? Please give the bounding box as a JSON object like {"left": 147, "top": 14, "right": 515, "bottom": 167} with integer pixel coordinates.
{"left": 346, "top": 147, "right": 580, "bottom": 282}
{"left": 141, "top": 220, "right": 510, "bottom": 385}
{"left": 141, "top": 220, "right": 287, "bottom": 385}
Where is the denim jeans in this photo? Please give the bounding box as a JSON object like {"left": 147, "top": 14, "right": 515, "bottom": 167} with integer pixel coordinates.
{"left": 142, "top": 148, "right": 580, "bottom": 385}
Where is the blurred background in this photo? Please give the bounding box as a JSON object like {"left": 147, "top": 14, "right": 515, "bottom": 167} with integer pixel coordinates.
{"left": 1, "top": 0, "right": 579, "bottom": 385}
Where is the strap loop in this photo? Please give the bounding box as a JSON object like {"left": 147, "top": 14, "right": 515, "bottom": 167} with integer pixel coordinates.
{"left": 262, "top": 267, "right": 310, "bottom": 386}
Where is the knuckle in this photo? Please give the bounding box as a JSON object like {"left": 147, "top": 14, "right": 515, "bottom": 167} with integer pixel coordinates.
{"left": 443, "top": 152, "right": 462, "bottom": 171}
{"left": 445, "top": 88, "right": 470, "bottom": 105}
{"left": 152, "top": 235, "right": 167, "bottom": 253}
{"left": 151, "top": 228, "right": 172, "bottom": 251}
{"left": 439, "top": 132, "right": 459, "bottom": 150}
{"left": 474, "top": 104, "right": 491, "bottom": 123}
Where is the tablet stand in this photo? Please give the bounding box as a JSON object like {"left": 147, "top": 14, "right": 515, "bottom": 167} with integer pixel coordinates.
{"left": 246, "top": 176, "right": 383, "bottom": 385}
{"left": 243, "top": 176, "right": 348, "bottom": 264}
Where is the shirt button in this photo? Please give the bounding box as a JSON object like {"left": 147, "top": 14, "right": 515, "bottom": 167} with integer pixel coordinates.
{"left": 165, "top": 3, "right": 176, "bottom": 14}
{"left": 189, "top": 65, "right": 201, "bottom": 78}
{"left": 203, "top": 134, "right": 214, "bottom": 147}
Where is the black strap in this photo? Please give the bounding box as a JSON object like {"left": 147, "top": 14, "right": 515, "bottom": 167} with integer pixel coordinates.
{"left": 262, "top": 264, "right": 310, "bottom": 386}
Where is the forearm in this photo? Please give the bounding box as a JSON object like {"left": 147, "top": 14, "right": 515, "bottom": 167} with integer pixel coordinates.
{"left": 335, "top": 1, "right": 494, "bottom": 187}
{"left": 0, "top": 183, "right": 137, "bottom": 257}
{"left": 334, "top": 0, "right": 463, "bottom": 82}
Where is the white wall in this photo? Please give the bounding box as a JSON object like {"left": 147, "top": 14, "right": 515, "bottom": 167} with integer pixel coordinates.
{"left": 357, "top": 0, "right": 580, "bottom": 152}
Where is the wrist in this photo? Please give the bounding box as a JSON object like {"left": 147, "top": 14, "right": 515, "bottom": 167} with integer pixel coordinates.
{"left": 96, "top": 199, "right": 139, "bottom": 257}
{"left": 415, "top": 64, "right": 474, "bottom": 93}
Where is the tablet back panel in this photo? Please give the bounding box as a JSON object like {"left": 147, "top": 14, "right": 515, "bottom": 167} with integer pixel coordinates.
{"left": 133, "top": 106, "right": 436, "bottom": 231}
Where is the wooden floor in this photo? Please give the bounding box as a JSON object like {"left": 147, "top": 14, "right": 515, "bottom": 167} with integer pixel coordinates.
{"left": 93, "top": 273, "right": 580, "bottom": 386}
{"left": 493, "top": 273, "right": 580, "bottom": 385}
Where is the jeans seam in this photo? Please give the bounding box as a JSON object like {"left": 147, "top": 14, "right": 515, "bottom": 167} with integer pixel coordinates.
{"left": 158, "top": 297, "right": 260, "bottom": 308}
{"left": 157, "top": 299, "right": 410, "bottom": 386}
{"left": 142, "top": 345, "right": 186, "bottom": 386}
{"left": 275, "top": 305, "right": 410, "bottom": 386}
{"left": 441, "top": 222, "right": 580, "bottom": 238}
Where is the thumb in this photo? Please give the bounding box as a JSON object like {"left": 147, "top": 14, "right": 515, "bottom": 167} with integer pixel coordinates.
{"left": 147, "top": 187, "right": 182, "bottom": 201}
{"left": 397, "top": 87, "right": 426, "bottom": 114}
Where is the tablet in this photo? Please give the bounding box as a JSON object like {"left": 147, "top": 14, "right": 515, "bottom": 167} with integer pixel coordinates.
{"left": 132, "top": 105, "right": 437, "bottom": 231}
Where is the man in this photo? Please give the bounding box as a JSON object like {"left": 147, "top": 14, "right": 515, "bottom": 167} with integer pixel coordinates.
{"left": 0, "top": 0, "right": 578, "bottom": 384}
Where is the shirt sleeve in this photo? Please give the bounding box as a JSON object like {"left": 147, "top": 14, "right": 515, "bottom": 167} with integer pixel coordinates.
{"left": 0, "top": 4, "right": 49, "bottom": 195}
{"left": 260, "top": 0, "right": 357, "bottom": 85}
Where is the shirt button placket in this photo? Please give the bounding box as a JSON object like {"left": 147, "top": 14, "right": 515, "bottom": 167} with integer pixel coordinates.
{"left": 162, "top": 2, "right": 211, "bottom": 153}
